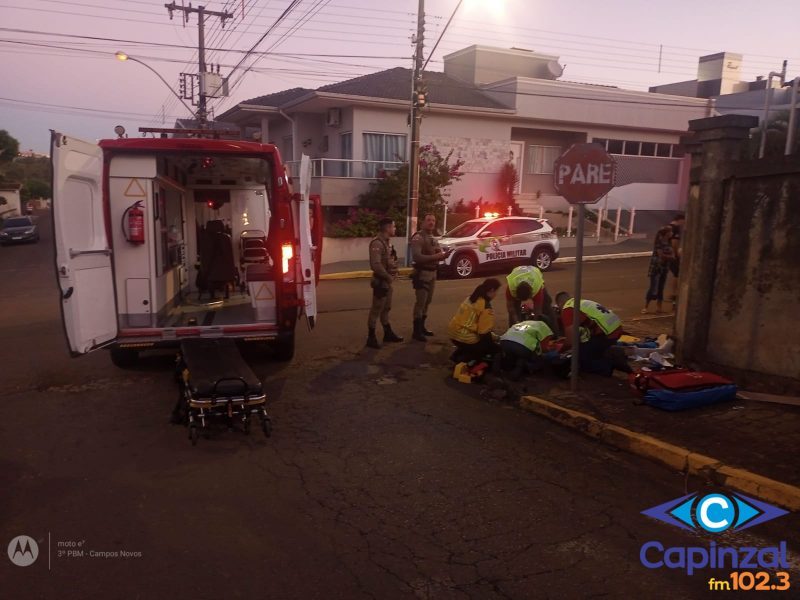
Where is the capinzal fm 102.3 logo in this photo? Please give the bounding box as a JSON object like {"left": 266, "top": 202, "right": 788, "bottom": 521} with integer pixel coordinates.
{"left": 643, "top": 491, "right": 788, "bottom": 533}
{"left": 640, "top": 491, "right": 790, "bottom": 576}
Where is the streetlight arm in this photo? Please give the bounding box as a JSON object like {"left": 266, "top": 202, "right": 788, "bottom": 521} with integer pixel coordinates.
{"left": 120, "top": 55, "right": 196, "bottom": 117}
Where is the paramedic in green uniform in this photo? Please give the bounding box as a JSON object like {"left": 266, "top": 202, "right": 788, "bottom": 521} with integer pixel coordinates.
{"left": 555, "top": 292, "right": 623, "bottom": 376}
{"left": 497, "top": 320, "right": 557, "bottom": 379}
{"left": 505, "top": 265, "right": 557, "bottom": 332}
{"left": 410, "top": 213, "right": 452, "bottom": 342}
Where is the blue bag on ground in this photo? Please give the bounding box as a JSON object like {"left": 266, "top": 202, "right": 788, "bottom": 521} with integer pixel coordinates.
{"left": 644, "top": 384, "right": 738, "bottom": 411}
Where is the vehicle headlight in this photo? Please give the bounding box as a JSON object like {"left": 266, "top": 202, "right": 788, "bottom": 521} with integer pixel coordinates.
{"left": 0, "top": 232, "right": 8, "bottom": 237}
{"left": 27, "top": 228, "right": 36, "bottom": 234}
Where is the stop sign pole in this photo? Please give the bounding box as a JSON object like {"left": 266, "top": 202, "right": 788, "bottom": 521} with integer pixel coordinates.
{"left": 553, "top": 144, "right": 617, "bottom": 391}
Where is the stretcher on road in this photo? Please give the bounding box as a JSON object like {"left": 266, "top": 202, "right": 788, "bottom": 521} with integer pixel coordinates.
{"left": 174, "top": 338, "right": 271, "bottom": 445}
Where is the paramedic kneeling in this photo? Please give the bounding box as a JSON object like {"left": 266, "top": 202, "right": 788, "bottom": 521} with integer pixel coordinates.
{"left": 555, "top": 292, "right": 622, "bottom": 376}
{"left": 505, "top": 265, "right": 557, "bottom": 331}
{"left": 447, "top": 278, "right": 502, "bottom": 363}
{"left": 498, "top": 320, "right": 556, "bottom": 379}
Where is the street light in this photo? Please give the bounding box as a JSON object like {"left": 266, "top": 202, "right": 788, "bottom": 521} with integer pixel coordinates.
{"left": 114, "top": 51, "right": 196, "bottom": 118}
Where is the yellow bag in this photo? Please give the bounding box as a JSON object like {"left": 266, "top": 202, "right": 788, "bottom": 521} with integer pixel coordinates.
{"left": 452, "top": 362, "right": 473, "bottom": 384}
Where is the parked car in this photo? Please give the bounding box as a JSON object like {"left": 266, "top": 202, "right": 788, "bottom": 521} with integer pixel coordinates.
{"left": 438, "top": 216, "right": 560, "bottom": 278}
{"left": 0, "top": 215, "right": 39, "bottom": 245}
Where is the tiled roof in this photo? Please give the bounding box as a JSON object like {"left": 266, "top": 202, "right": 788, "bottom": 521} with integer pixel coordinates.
{"left": 233, "top": 69, "right": 508, "bottom": 111}
{"left": 318, "top": 67, "right": 508, "bottom": 109}
{"left": 241, "top": 87, "right": 314, "bottom": 107}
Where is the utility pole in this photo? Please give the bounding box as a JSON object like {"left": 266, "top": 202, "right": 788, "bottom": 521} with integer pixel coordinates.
{"left": 405, "top": 0, "right": 425, "bottom": 266}
{"left": 165, "top": 2, "right": 234, "bottom": 127}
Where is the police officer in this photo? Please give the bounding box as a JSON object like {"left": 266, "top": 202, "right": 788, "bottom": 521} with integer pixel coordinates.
{"left": 505, "top": 265, "right": 558, "bottom": 332}
{"left": 555, "top": 292, "right": 625, "bottom": 375}
{"left": 410, "top": 212, "right": 452, "bottom": 342}
{"left": 367, "top": 217, "right": 404, "bottom": 349}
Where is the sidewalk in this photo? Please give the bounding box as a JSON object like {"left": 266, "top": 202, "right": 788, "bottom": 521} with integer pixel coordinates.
{"left": 503, "top": 317, "right": 800, "bottom": 508}
{"left": 321, "top": 237, "right": 653, "bottom": 277}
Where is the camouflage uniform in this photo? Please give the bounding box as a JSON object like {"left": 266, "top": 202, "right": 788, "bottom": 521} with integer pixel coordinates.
{"left": 368, "top": 235, "right": 398, "bottom": 328}
{"left": 410, "top": 230, "right": 443, "bottom": 339}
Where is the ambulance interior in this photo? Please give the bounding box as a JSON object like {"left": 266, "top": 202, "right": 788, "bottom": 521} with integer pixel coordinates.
{"left": 109, "top": 152, "right": 278, "bottom": 329}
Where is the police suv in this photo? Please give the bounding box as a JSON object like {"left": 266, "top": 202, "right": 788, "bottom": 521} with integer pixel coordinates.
{"left": 439, "top": 216, "right": 560, "bottom": 279}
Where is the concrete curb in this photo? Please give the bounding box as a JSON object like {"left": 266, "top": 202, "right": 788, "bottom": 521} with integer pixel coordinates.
{"left": 319, "top": 251, "right": 652, "bottom": 280}
{"left": 320, "top": 267, "right": 414, "bottom": 281}
{"left": 519, "top": 395, "right": 800, "bottom": 511}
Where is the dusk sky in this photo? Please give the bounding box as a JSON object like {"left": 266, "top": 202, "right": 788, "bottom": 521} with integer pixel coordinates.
{"left": 2, "top": 0, "right": 798, "bottom": 154}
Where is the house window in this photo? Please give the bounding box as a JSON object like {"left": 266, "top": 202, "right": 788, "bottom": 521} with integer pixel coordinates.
{"left": 592, "top": 138, "right": 608, "bottom": 150}
{"left": 340, "top": 132, "right": 352, "bottom": 159}
{"left": 623, "top": 141, "right": 641, "bottom": 155}
{"left": 640, "top": 142, "right": 656, "bottom": 157}
{"left": 527, "top": 145, "right": 561, "bottom": 175}
{"left": 607, "top": 139, "right": 624, "bottom": 154}
{"left": 363, "top": 132, "right": 406, "bottom": 177}
{"left": 656, "top": 143, "right": 672, "bottom": 157}
{"left": 339, "top": 132, "right": 353, "bottom": 177}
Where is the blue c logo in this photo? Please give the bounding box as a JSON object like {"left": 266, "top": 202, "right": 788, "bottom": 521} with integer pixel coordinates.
{"left": 697, "top": 494, "right": 734, "bottom": 532}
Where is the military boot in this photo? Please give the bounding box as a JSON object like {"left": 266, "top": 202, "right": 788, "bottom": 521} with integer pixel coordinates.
{"left": 383, "top": 323, "right": 404, "bottom": 343}
{"left": 412, "top": 318, "right": 427, "bottom": 342}
{"left": 421, "top": 316, "right": 434, "bottom": 336}
{"left": 366, "top": 327, "right": 381, "bottom": 349}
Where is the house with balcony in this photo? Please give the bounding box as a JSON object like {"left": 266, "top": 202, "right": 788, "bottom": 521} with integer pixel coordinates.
{"left": 219, "top": 45, "right": 711, "bottom": 221}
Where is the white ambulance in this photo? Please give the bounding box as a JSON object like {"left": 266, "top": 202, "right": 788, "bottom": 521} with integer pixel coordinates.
{"left": 51, "top": 131, "right": 321, "bottom": 366}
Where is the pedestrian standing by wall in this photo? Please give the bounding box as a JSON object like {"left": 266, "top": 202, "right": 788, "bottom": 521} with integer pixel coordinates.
{"left": 643, "top": 226, "right": 675, "bottom": 314}
{"left": 410, "top": 213, "right": 452, "bottom": 342}
{"left": 366, "top": 217, "right": 404, "bottom": 349}
{"left": 668, "top": 213, "right": 685, "bottom": 305}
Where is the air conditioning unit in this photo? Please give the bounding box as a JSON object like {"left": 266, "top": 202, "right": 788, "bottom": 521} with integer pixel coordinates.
{"left": 326, "top": 108, "right": 341, "bottom": 127}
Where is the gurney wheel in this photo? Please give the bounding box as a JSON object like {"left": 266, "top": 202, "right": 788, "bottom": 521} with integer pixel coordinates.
{"left": 243, "top": 418, "right": 251, "bottom": 435}
{"left": 261, "top": 418, "right": 272, "bottom": 438}
{"left": 189, "top": 425, "right": 199, "bottom": 446}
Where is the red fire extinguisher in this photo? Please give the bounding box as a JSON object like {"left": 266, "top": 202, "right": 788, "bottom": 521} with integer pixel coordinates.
{"left": 123, "top": 201, "right": 145, "bottom": 245}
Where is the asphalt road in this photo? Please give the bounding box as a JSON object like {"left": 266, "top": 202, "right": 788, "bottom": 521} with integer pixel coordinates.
{"left": 2, "top": 211, "right": 798, "bottom": 598}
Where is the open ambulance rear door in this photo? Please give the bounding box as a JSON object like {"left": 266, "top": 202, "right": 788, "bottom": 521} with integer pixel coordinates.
{"left": 51, "top": 131, "right": 118, "bottom": 355}
{"left": 297, "top": 154, "right": 318, "bottom": 329}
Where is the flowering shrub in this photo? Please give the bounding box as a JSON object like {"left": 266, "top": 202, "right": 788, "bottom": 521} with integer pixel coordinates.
{"left": 338, "top": 143, "right": 464, "bottom": 237}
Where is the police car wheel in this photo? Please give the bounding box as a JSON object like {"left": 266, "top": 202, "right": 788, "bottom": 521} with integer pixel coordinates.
{"left": 453, "top": 253, "right": 476, "bottom": 279}
{"left": 533, "top": 247, "right": 555, "bottom": 271}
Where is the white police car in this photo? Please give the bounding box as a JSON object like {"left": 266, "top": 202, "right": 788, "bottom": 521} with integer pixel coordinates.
{"left": 439, "top": 216, "right": 560, "bottom": 279}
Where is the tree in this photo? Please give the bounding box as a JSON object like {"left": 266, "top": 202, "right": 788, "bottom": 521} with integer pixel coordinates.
{"left": 23, "top": 179, "right": 51, "bottom": 201}
{"left": 750, "top": 110, "right": 800, "bottom": 158}
{"left": 0, "top": 130, "right": 20, "bottom": 163}
{"left": 358, "top": 144, "right": 464, "bottom": 235}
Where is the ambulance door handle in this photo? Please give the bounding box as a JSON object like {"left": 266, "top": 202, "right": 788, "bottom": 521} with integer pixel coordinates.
{"left": 63, "top": 287, "right": 74, "bottom": 299}
{"left": 69, "top": 248, "right": 112, "bottom": 258}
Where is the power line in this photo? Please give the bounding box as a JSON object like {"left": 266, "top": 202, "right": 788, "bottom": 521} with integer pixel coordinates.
{"left": 0, "top": 95, "right": 183, "bottom": 119}
{"left": 0, "top": 25, "right": 409, "bottom": 58}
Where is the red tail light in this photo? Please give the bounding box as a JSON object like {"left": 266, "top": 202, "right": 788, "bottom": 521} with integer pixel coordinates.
{"left": 281, "top": 243, "right": 294, "bottom": 276}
